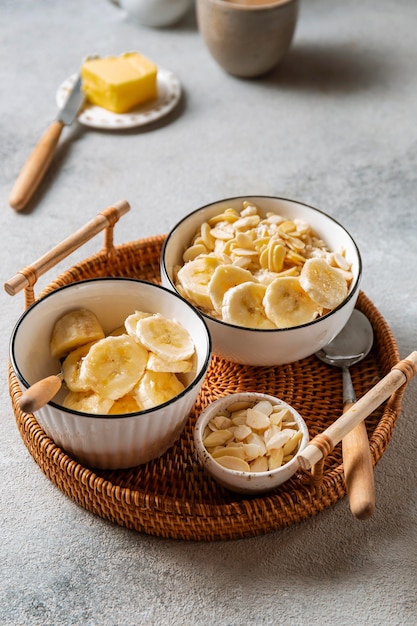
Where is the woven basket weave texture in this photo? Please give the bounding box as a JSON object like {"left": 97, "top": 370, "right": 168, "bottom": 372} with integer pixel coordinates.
{"left": 8, "top": 235, "right": 403, "bottom": 541}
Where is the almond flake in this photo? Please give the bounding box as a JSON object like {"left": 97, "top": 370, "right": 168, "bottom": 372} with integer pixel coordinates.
{"left": 246, "top": 408, "right": 271, "bottom": 431}
{"left": 211, "top": 414, "right": 233, "bottom": 430}
{"left": 233, "top": 424, "right": 252, "bottom": 441}
{"left": 210, "top": 228, "right": 234, "bottom": 241}
{"left": 216, "top": 456, "right": 251, "bottom": 472}
{"left": 203, "top": 429, "right": 233, "bottom": 447}
{"left": 212, "top": 446, "right": 246, "bottom": 460}
{"left": 283, "top": 431, "right": 303, "bottom": 455}
{"left": 243, "top": 443, "right": 263, "bottom": 461}
{"left": 253, "top": 400, "right": 274, "bottom": 416}
{"left": 268, "top": 447, "right": 284, "bottom": 470}
{"left": 265, "top": 429, "right": 293, "bottom": 451}
{"left": 250, "top": 456, "right": 269, "bottom": 472}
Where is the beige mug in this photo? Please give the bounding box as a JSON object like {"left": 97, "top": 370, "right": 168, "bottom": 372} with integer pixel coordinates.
{"left": 196, "top": 0, "right": 298, "bottom": 78}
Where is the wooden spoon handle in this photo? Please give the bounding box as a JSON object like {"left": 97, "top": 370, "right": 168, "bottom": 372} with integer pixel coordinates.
{"left": 9, "top": 120, "right": 64, "bottom": 211}
{"left": 18, "top": 374, "right": 63, "bottom": 414}
{"left": 342, "top": 402, "right": 375, "bottom": 520}
{"left": 298, "top": 351, "right": 417, "bottom": 470}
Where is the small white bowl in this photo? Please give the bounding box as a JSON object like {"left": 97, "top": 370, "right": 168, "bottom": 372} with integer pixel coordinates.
{"left": 194, "top": 392, "right": 309, "bottom": 494}
{"left": 161, "top": 196, "right": 362, "bottom": 366}
{"left": 10, "top": 278, "right": 211, "bottom": 470}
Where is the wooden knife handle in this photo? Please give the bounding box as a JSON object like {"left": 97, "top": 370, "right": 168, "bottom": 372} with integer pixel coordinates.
{"left": 342, "top": 401, "right": 375, "bottom": 520}
{"left": 18, "top": 374, "right": 63, "bottom": 414}
{"left": 9, "top": 120, "right": 64, "bottom": 211}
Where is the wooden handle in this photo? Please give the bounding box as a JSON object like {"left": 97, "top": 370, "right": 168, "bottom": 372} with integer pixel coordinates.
{"left": 4, "top": 200, "right": 130, "bottom": 297}
{"left": 9, "top": 120, "right": 64, "bottom": 211}
{"left": 18, "top": 375, "right": 63, "bottom": 413}
{"left": 298, "top": 351, "right": 417, "bottom": 470}
{"left": 342, "top": 401, "right": 375, "bottom": 520}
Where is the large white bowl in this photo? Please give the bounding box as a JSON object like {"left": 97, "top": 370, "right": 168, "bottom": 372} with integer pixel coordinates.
{"left": 161, "top": 196, "right": 362, "bottom": 366}
{"left": 194, "top": 392, "right": 309, "bottom": 495}
{"left": 10, "top": 278, "right": 211, "bottom": 470}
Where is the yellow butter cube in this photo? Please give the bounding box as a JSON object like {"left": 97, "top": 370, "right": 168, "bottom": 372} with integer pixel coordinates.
{"left": 81, "top": 52, "right": 158, "bottom": 114}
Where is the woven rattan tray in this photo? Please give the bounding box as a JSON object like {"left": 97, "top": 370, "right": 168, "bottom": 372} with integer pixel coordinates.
{"left": 7, "top": 207, "right": 406, "bottom": 541}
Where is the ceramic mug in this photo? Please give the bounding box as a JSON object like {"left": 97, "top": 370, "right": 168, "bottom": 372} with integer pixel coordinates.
{"left": 196, "top": 0, "right": 298, "bottom": 78}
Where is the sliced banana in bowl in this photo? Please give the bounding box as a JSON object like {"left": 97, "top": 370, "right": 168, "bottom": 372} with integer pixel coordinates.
{"left": 10, "top": 278, "right": 212, "bottom": 469}
{"left": 50, "top": 308, "right": 105, "bottom": 360}
{"left": 161, "top": 196, "right": 362, "bottom": 366}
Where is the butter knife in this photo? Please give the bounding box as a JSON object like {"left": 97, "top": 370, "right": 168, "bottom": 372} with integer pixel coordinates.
{"left": 9, "top": 75, "right": 85, "bottom": 211}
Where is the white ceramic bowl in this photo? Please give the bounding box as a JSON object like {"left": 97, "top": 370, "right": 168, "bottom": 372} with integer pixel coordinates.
{"left": 194, "top": 392, "right": 309, "bottom": 494}
{"left": 10, "top": 278, "right": 211, "bottom": 470}
{"left": 161, "top": 196, "right": 362, "bottom": 366}
{"left": 117, "top": 0, "right": 193, "bottom": 27}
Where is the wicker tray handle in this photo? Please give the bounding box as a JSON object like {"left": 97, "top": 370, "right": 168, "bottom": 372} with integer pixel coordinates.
{"left": 298, "top": 352, "right": 417, "bottom": 471}
{"left": 4, "top": 199, "right": 130, "bottom": 308}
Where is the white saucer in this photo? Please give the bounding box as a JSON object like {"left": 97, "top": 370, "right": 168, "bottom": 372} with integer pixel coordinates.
{"left": 56, "top": 68, "right": 182, "bottom": 130}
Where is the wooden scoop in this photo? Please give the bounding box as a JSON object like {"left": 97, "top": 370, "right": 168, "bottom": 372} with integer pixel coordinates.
{"left": 18, "top": 371, "right": 64, "bottom": 414}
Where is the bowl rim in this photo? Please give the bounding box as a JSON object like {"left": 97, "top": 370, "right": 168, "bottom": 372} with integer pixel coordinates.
{"left": 194, "top": 391, "right": 309, "bottom": 479}
{"left": 161, "top": 195, "right": 363, "bottom": 333}
{"left": 10, "top": 277, "right": 212, "bottom": 420}
{"left": 198, "top": 0, "right": 297, "bottom": 11}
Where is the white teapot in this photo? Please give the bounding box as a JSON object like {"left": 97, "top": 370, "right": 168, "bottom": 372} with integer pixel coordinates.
{"left": 112, "top": 0, "right": 194, "bottom": 27}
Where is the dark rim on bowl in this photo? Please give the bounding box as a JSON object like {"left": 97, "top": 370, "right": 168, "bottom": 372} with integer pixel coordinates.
{"left": 10, "top": 277, "right": 212, "bottom": 419}
{"left": 161, "top": 195, "right": 362, "bottom": 332}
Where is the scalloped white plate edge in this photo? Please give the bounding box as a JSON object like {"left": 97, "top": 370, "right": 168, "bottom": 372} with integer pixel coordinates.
{"left": 56, "top": 68, "right": 182, "bottom": 130}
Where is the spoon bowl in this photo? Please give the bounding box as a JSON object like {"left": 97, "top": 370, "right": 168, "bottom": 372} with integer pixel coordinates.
{"left": 316, "top": 310, "right": 374, "bottom": 369}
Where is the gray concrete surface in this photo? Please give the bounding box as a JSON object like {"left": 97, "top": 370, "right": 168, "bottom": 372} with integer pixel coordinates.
{"left": 1, "top": 1, "right": 416, "bottom": 624}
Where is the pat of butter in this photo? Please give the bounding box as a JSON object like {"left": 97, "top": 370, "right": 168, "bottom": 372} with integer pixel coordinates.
{"left": 81, "top": 52, "right": 158, "bottom": 114}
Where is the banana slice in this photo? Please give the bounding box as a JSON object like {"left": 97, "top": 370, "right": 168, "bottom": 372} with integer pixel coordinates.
{"left": 79, "top": 335, "right": 148, "bottom": 400}
{"left": 50, "top": 308, "right": 105, "bottom": 359}
{"left": 124, "top": 310, "right": 152, "bottom": 338}
{"left": 176, "top": 256, "right": 221, "bottom": 310}
{"left": 61, "top": 341, "right": 96, "bottom": 392}
{"left": 263, "top": 276, "right": 320, "bottom": 328}
{"left": 62, "top": 390, "right": 114, "bottom": 414}
{"left": 133, "top": 371, "right": 185, "bottom": 410}
{"left": 208, "top": 264, "right": 255, "bottom": 313}
{"left": 146, "top": 352, "right": 193, "bottom": 373}
{"left": 222, "top": 282, "right": 276, "bottom": 329}
{"left": 136, "top": 313, "right": 195, "bottom": 362}
{"left": 299, "top": 257, "right": 349, "bottom": 310}
{"left": 108, "top": 393, "right": 142, "bottom": 415}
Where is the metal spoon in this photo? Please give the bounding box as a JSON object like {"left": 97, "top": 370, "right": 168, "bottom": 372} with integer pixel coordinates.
{"left": 316, "top": 309, "right": 375, "bottom": 520}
